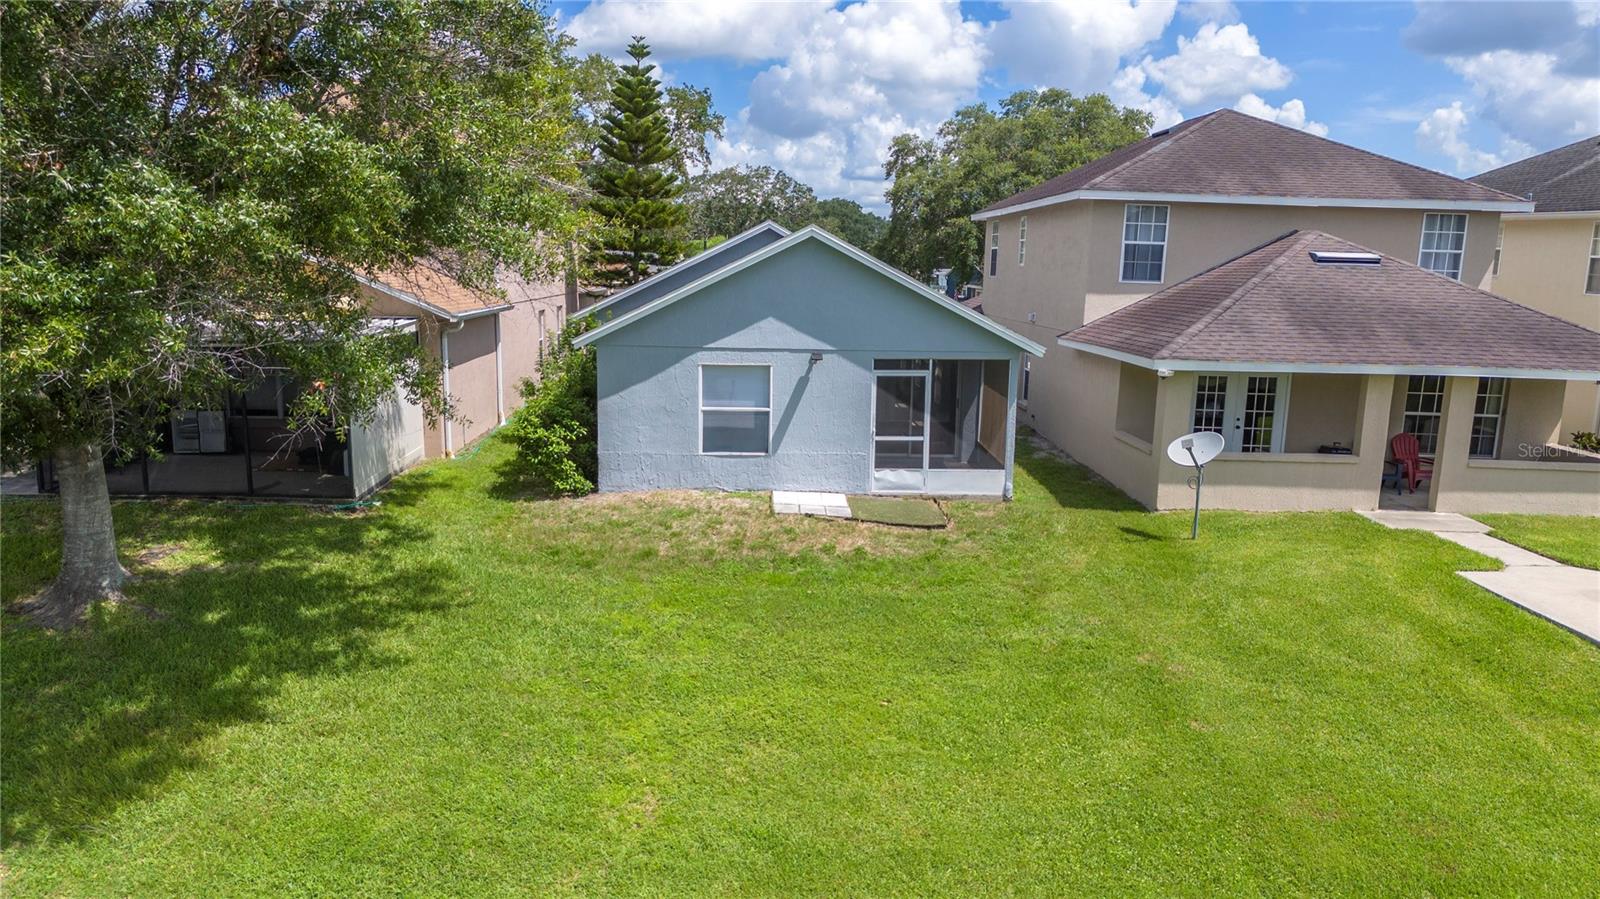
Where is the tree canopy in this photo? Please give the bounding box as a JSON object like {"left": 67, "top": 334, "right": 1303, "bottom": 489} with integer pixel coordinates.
{"left": 683, "top": 165, "right": 817, "bottom": 241}
{"left": 1, "top": 0, "right": 591, "bottom": 621}
{"left": 878, "top": 90, "right": 1152, "bottom": 279}
{"left": 809, "top": 197, "right": 889, "bottom": 250}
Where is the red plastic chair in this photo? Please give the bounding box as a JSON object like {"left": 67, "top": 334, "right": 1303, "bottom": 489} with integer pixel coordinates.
{"left": 1390, "top": 433, "right": 1434, "bottom": 494}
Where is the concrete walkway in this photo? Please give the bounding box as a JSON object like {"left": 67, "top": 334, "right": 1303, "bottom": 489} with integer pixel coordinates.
{"left": 772, "top": 490, "right": 850, "bottom": 518}
{"left": 1358, "top": 510, "right": 1599, "bottom": 644}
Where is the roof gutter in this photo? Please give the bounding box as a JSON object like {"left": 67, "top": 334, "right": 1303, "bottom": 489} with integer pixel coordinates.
{"left": 1501, "top": 210, "right": 1600, "bottom": 221}
{"left": 972, "top": 190, "right": 1536, "bottom": 222}
{"left": 1057, "top": 337, "right": 1600, "bottom": 381}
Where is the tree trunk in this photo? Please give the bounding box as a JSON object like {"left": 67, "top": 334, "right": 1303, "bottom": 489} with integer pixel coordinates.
{"left": 20, "top": 443, "right": 127, "bottom": 628}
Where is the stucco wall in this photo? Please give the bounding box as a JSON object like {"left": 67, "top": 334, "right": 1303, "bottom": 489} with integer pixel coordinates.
{"left": 1490, "top": 216, "right": 1600, "bottom": 433}
{"left": 349, "top": 386, "right": 425, "bottom": 498}
{"left": 979, "top": 199, "right": 1500, "bottom": 451}
{"left": 496, "top": 270, "right": 569, "bottom": 416}
{"left": 592, "top": 238, "right": 1023, "bottom": 494}
{"left": 1431, "top": 376, "right": 1600, "bottom": 514}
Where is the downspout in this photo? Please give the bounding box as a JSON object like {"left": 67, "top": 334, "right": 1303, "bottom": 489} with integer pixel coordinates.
{"left": 441, "top": 318, "right": 465, "bottom": 455}
{"left": 494, "top": 312, "right": 505, "bottom": 425}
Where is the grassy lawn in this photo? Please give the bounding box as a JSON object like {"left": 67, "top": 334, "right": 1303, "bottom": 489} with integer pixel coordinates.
{"left": 4, "top": 438, "right": 1598, "bottom": 895}
{"left": 1475, "top": 513, "right": 1600, "bottom": 570}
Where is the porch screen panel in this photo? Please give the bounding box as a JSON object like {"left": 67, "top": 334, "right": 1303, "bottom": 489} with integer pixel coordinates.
{"left": 1469, "top": 377, "right": 1508, "bottom": 458}
{"left": 1191, "top": 376, "right": 1228, "bottom": 434}
{"left": 1402, "top": 375, "right": 1446, "bottom": 454}
{"left": 1240, "top": 377, "right": 1279, "bottom": 453}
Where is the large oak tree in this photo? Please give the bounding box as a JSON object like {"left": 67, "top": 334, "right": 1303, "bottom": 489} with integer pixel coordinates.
{"left": 1, "top": 1, "right": 590, "bottom": 626}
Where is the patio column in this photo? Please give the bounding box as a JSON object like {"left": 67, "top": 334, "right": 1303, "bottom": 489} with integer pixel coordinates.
{"left": 1428, "top": 376, "right": 1479, "bottom": 512}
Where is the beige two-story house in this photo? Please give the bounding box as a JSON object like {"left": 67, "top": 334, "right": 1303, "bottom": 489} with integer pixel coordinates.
{"left": 971, "top": 110, "right": 1600, "bottom": 513}
{"left": 1472, "top": 136, "right": 1600, "bottom": 434}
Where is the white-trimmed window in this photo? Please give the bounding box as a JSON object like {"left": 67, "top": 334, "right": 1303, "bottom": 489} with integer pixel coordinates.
{"left": 699, "top": 364, "right": 771, "bottom": 455}
{"left": 1021, "top": 357, "right": 1031, "bottom": 405}
{"left": 1190, "top": 373, "right": 1288, "bottom": 453}
{"left": 1469, "top": 377, "right": 1508, "bottom": 458}
{"left": 1418, "top": 213, "right": 1467, "bottom": 280}
{"left": 1586, "top": 222, "right": 1600, "bottom": 294}
{"left": 1402, "top": 375, "right": 1446, "bottom": 455}
{"left": 1492, "top": 223, "right": 1503, "bottom": 276}
{"left": 988, "top": 221, "right": 1000, "bottom": 277}
{"left": 537, "top": 310, "right": 548, "bottom": 360}
{"left": 1018, "top": 216, "right": 1028, "bottom": 266}
{"left": 1120, "top": 204, "right": 1168, "bottom": 283}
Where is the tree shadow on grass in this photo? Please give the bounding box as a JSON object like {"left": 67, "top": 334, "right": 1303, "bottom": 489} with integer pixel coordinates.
{"left": 0, "top": 476, "right": 456, "bottom": 847}
{"left": 1014, "top": 438, "right": 1145, "bottom": 513}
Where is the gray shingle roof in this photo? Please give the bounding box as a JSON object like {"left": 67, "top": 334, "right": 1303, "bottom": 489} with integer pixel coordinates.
{"left": 978, "top": 109, "right": 1524, "bottom": 216}
{"left": 1061, "top": 230, "right": 1600, "bottom": 375}
{"left": 1472, "top": 135, "right": 1600, "bottom": 213}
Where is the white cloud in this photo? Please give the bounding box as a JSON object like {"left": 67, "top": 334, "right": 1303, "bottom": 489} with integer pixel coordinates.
{"left": 716, "top": 0, "right": 989, "bottom": 209}
{"left": 987, "top": 0, "right": 1175, "bottom": 90}
{"left": 565, "top": 0, "right": 831, "bottom": 63}
{"left": 1134, "top": 22, "right": 1292, "bottom": 107}
{"left": 1415, "top": 101, "right": 1534, "bottom": 174}
{"left": 1178, "top": 1, "right": 1241, "bottom": 25}
{"left": 1109, "top": 66, "right": 1184, "bottom": 130}
{"left": 1234, "top": 94, "right": 1328, "bottom": 136}
{"left": 1444, "top": 50, "right": 1600, "bottom": 148}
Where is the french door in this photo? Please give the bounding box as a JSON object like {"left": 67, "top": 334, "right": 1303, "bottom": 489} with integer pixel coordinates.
{"left": 1191, "top": 373, "right": 1290, "bottom": 453}
{"left": 872, "top": 370, "right": 929, "bottom": 492}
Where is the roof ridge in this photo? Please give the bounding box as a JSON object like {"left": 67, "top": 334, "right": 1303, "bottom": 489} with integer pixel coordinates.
{"left": 1160, "top": 231, "right": 1313, "bottom": 357}
{"left": 1080, "top": 111, "right": 1224, "bottom": 191}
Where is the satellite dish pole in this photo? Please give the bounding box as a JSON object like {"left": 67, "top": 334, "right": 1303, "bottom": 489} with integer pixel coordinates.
{"left": 1166, "top": 431, "right": 1225, "bottom": 540}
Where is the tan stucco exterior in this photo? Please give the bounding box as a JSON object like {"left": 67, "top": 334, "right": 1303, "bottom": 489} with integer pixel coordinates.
{"left": 361, "top": 270, "right": 570, "bottom": 458}
{"left": 1489, "top": 215, "right": 1600, "bottom": 433}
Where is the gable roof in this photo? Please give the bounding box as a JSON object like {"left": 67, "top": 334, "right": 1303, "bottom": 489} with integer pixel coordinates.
{"left": 356, "top": 262, "right": 509, "bottom": 321}
{"left": 973, "top": 109, "right": 1531, "bottom": 221}
{"left": 574, "top": 222, "right": 790, "bottom": 321}
{"left": 1060, "top": 230, "right": 1600, "bottom": 379}
{"left": 1472, "top": 134, "right": 1600, "bottom": 214}
{"left": 574, "top": 225, "right": 1045, "bottom": 356}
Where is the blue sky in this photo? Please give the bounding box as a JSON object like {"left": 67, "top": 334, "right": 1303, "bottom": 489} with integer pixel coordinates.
{"left": 552, "top": 1, "right": 1600, "bottom": 211}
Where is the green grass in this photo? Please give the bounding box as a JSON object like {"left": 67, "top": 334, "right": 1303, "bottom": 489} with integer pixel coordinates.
{"left": 1475, "top": 513, "right": 1600, "bottom": 570}
{"left": 847, "top": 495, "right": 947, "bottom": 528}
{"left": 4, "top": 438, "right": 1598, "bottom": 895}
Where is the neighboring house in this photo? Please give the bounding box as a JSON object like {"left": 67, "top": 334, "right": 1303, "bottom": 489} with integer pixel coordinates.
{"left": 971, "top": 108, "right": 1600, "bottom": 513}
{"left": 1061, "top": 231, "right": 1600, "bottom": 514}
{"left": 575, "top": 224, "right": 1045, "bottom": 498}
{"left": 41, "top": 262, "right": 571, "bottom": 501}
{"left": 1472, "top": 135, "right": 1600, "bottom": 433}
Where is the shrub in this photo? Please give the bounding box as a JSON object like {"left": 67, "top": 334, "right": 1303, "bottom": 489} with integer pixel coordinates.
{"left": 504, "top": 317, "right": 598, "bottom": 494}
{"left": 1570, "top": 431, "right": 1600, "bottom": 453}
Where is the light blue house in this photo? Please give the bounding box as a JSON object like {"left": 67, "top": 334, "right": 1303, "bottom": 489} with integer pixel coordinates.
{"left": 575, "top": 224, "right": 1045, "bottom": 498}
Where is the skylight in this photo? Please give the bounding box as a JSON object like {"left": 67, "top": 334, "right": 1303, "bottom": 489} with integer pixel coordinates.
{"left": 1309, "top": 251, "right": 1381, "bottom": 266}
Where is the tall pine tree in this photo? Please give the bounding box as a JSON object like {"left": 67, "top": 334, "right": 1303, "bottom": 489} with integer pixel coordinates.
{"left": 591, "top": 37, "right": 686, "bottom": 288}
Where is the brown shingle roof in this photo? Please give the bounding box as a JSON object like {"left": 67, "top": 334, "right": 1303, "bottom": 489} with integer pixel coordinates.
{"left": 1472, "top": 135, "right": 1600, "bottom": 213}
{"left": 361, "top": 261, "right": 509, "bottom": 318}
{"left": 978, "top": 109, "right": 1525, "bottom": 216}
{"left": 1062, "top": 230, "right": 1600, "bottom": 375}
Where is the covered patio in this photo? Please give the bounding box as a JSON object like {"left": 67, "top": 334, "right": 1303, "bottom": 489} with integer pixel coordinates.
{"left": 1060, "top": 230, "right": 1600, "bottom": 513}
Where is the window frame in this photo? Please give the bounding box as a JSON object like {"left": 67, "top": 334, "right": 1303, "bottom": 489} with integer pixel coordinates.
{"left": 1119, "top": 203, "right": 1170, "bottom": 284}
{"left": 1402, "top": 375, "right": 1447, "bottom": 456}
{"left": 1017, "top": 215, "right": 1027, "bottom": 267}
{"left": 1492, "top": 223, "right": 1503, "bottom": 277}
{"left": 988, "top": 221, "right": 1000, "bottom": 277}
{"left": 1417, "top": 212, "right": 1468, "bottom": 280}
{"left": 537, "top": 309, "right": 548, "bottom": 361}
{"left": 697, "top": 362, "right": 773, "bottom": 456}
{"left": 1586, "top": 221, "right": 1600, "bottom": 295}
{"left": 1469, "top": 377, "right": 1509, "bottom": 459}
{"left": 1020, "top": 357, "right": 1031, "bottom": 406}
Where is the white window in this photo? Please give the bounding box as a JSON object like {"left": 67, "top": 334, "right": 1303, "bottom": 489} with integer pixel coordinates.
{"left": 1189, "top": 373, "right": 1289, "bottom": 453}
{"left": 1402, "top": 375, "right": 1446, "bottom": 455}
{"left": 1587, "top": 222, "right": 1600, "bottom": 294}
{"left": 1418, "top": 213, "right": 1467, "bottom": 280}
{"left": 1469, "top": 377, "right": 1508, "bottom": 458}
{"left": 1120, "top": 204, "right": 1168, "bottom": 283}
{"left": 1021, "top": 358, "right": 1031, "bottom": 405}
{"left": 699, "top": 364, "right": 770, "bottom": 455}
{"left": 1492, "top": 223, "right": 1503, "bottom": 276}
{"left": 537, "top": 310, "right": 547, "bottom": 360}
{"left": 1018, "top": 216, "right": 1028, "bottom": 267}
{"left": 988, "top": 221, "right": 1000, "bottom": 277}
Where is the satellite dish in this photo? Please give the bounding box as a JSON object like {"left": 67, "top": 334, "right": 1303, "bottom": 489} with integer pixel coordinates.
{"left": 1166, "top": 430, "right": 1225, "bottom": 467}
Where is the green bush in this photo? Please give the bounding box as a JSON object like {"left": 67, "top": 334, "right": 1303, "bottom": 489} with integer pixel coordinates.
{"left": 504, "top": 318, "right": 598, "bottom": 494}
{"left": 1571, "top": 431, "right": 1600, "bottom": 453}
